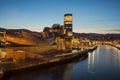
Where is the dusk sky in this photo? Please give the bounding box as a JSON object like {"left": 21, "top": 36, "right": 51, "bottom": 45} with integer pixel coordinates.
{"left": 0, "top": 0, "right": 120, "bottom": 33}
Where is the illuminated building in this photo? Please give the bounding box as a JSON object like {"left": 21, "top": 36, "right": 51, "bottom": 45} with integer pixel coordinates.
{"left": 51, "top": 24, "right": 66, "bottom": 51}
{"left": 40, "top": 32, "right": 49, "bottom": 38}
{"left": 0, "top": 32, "right": 6, "bottom": 42}
{"left": 64, "top": 14, "right": 73, "bottom": 51}
{"left": 42, "top": 14, "right": 73, "bottom": 52}
{"left": 64, "top": 14, "right": 73, "bottom": 37}
{"left": 0, "top": 32, "right": 6, "bottom": 47}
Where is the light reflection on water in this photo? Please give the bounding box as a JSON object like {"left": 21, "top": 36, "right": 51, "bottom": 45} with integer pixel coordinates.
{"left": 4, "top": 45, "right": 120, "bottom": 80}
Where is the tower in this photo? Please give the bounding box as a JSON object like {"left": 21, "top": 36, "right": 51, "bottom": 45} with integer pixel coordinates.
{"left": 64, "top": 14, "right": 73, "bottom": 52}
{"left": 64, "top": 14, "right": 73, "bottom": 37}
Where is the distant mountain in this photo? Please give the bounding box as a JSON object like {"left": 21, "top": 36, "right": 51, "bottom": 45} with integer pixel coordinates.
{"left": 73, "top": 32, "right": 120, "bottom": 39}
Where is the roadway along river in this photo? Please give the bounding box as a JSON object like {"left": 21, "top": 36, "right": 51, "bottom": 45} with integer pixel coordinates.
{"left": 7, "top": 45, "right": 120, "bottom": 80}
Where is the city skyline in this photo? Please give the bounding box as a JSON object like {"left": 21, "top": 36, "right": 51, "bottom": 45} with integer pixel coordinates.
{"left": 0, "top": 0, "right": 120, "bottom": 34}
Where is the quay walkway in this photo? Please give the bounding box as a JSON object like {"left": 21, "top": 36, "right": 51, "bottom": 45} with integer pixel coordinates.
{"left": 0, "top": 45, "right": 97, "bottom": 79}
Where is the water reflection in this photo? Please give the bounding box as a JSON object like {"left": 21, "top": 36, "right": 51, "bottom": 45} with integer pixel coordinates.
{"left": 6, "top": 63, "right": 73, "bottom": 80}
{"left": 3, "top": 45, "right": 120, "bottom": 80}
{"left": 88, "top": 51, "right": 95, "bottom": 74}
{"left": 63, "top": 64, "right": 72, "bottom": 80}
{"left": 87, "top": 45, "right": 120, "bottom": 80}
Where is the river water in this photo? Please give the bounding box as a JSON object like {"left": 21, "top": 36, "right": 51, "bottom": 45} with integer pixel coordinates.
{"left": 6, "top": 45, "right": 120, "bottom": 80}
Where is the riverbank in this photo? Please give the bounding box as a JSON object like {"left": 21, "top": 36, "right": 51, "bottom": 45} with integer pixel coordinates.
{"left": 0, "top": 46, "right": 97, "bottom": 80}
{"left": 99, "top": 42, "right": 120, "bottom": 50}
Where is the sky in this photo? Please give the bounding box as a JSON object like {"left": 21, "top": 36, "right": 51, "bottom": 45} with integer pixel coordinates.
{"left": 0, "top": 0, "right": 120, "bottom": 34}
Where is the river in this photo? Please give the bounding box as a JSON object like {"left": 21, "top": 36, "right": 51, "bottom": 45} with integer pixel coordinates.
{"left": 5, "top": 45, "right": 120, "bottom": 80}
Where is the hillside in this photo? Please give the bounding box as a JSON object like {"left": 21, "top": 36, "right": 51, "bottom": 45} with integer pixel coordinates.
{"left": 73, "top": 32, "right": 120, "bottom": 39}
